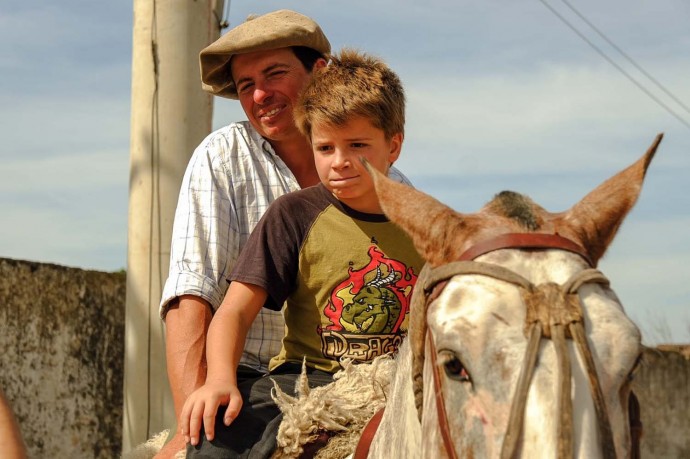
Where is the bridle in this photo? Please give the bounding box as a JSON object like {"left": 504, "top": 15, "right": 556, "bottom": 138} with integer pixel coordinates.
{"left": 416, "top": 233, "right": 618, "bottom": 459}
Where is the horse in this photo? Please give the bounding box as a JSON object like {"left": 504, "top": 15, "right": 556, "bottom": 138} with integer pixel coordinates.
{"left": 272, "top": 133, "right": 662, "bottom": 459}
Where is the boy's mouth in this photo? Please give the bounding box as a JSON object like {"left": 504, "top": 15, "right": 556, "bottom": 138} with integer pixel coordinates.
{"left": 330, "top": 175, "right": 360, "bottom": 186}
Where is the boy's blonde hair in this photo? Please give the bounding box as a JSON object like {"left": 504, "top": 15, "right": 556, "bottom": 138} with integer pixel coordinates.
{"left": 294, "top": 48, "right": 405, "bottom": 140}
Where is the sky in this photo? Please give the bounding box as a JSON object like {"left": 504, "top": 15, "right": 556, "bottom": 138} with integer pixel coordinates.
{"left": 1, "top": 0, "right": 688, "bottom": 344}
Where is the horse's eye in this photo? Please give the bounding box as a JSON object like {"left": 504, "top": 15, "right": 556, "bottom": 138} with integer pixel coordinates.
{"left": 627, "top": 352, "right": 643, "bottom": 382}
{"left": 440, "top": 351, "right": 471, "bottom": 382}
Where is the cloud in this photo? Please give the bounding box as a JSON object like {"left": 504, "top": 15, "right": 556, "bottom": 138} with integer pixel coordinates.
{"left": 0, "top": 149, "right": 128, "bottom": 192}
{"left": 400, "top": 61, "right": 690, "bottom": 175}
{"left": 1, "top": 0, "right": 688, "bottom": 343}
{"left": 0, "top": 201, "right": 127, "bottom": 271}
{"left": 0, "top": 147, "right": 129, "bottom": 270}
{"left": 0, "top": 95, "right": 131, "bottom": 160}
{"left": 601, "top": 216, "right": 690, "bottom": 344}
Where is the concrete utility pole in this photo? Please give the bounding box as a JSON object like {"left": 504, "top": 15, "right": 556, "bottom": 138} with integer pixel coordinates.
{"left": 124, "top": 0, "right": 224, "bottom": 452}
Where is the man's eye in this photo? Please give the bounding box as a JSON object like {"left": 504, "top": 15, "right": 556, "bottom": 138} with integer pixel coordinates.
{"left": 237, "top": 83, "right": 254, "bottom": 94}
{"left": 268, "top": 70, "right": 287, "bottom": 78}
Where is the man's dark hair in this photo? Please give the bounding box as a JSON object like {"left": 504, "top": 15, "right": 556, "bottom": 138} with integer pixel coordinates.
{"left": 292, "top": 46, "right": 326, "bottom": 71}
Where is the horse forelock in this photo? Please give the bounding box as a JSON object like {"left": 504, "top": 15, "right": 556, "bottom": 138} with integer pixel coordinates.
{"left": 485, "top": 191, "right": 545, "bottom": 231}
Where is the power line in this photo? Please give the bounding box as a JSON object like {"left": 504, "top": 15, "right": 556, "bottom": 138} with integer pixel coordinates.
{"left": 558, "top": 0, "right": 690, "bottom": 116}
{"left": 537, "top": 0, "right": 690, "bottom": 130}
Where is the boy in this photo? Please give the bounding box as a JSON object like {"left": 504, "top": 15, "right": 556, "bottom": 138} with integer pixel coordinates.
{"left": 180, "top": 49, "right": 423, "bottom": 458}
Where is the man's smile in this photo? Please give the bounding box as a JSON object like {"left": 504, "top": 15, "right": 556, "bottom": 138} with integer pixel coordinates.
{"left": 258, "top": 105, "right": 284, "bottom": 121}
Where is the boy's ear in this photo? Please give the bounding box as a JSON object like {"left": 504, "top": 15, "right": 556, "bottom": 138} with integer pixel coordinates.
{"left": 388, "top": 132, "right": 403, "bottom": 164}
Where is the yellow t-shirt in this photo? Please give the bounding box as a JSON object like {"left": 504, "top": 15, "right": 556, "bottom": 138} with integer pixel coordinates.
{"left": 230, "top": 184, "right": 424, "bottom": 373}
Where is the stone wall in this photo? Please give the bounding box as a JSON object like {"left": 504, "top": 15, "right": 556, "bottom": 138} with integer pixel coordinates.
{"left": 0, "top": 258, "right": 125, "bottom": 458}
{"left": 634, "top": 345, "right": 690, "bottom": 458}
{"left": 0, "top": 257, "right": 687, "bottom": 457}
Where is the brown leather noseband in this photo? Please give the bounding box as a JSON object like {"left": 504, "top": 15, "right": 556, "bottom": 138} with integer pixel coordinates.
{"left": 422, "top": 233, "right": 617, "bottom": 459}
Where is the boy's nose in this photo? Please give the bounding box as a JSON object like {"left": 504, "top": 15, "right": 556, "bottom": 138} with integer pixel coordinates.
{"left": 332, "top": 149, "right": 350, "bottom": 169}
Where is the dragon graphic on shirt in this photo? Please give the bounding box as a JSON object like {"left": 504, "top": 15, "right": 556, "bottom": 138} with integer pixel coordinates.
{"left": 319, "top": 245, "right": 417, "bottom": 362}
{"left": 340, "top": 265, "right": 402, "bottom": 333}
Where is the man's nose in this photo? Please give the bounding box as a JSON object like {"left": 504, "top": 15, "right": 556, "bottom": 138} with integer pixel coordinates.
{"left": 252, "top": 85, "right": 272, "bottom": 104}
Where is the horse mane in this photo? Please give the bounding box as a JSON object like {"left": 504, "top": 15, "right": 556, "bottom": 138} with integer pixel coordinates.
{"left": 271, "top": 357, "right": 396, "bottom": 458}
{"left": 404, "top": 265, "right": 426, "bottom": 419}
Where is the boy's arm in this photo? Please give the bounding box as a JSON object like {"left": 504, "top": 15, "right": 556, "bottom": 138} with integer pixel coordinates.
{"left": 179, "top": 282, "right": 267, "bottom": 446}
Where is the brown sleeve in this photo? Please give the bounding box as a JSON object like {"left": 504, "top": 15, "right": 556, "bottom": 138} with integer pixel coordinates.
{"left": 229, "top": 186, "right": 330, "bottom": 310}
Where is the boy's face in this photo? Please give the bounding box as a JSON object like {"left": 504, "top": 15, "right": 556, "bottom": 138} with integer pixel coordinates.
{"left": 231, "top": 48, "right": 323, "bottom": 143}
{"left": 311, "top": 116, "right": 402, "bottom": 213}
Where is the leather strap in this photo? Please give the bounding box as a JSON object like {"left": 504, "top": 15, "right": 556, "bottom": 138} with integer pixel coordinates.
{"left": 428, "top": 331, "right": 460, "bottom": 459}
{"left": 459, "top": 233, "right": 593, "bottom": 267}
{"left": 353, "top": 408, "right": 385, "bottom": 459}
{"left": 629, "top": 391, "right": 643, "bottom": 459}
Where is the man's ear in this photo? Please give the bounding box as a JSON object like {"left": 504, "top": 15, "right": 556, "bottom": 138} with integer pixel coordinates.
{"left": 388, "top": 132, "right": 404, "bottom": 164}
{"left": 313, "top": 58, "right": 328, "bottom": 71}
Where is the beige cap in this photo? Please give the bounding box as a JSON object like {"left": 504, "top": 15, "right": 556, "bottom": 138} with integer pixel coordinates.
{"left": 199, "top": 9, "right": 331, "bottom": 99}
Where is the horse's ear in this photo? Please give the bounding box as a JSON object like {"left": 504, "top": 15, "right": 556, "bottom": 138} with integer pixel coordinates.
{"left": 555, "top": 133, "right": 663, "bottom": 265}
{"left": 361, "top": 158, "right": 469, "bottom": 266}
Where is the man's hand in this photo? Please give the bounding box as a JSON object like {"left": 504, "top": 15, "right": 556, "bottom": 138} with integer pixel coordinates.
{"left": 179, "top": 380, "right": 243, "bottom": 446}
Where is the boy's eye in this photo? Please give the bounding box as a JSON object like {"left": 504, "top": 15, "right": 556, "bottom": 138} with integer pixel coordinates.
{"left": 315, "top": 145, "right": 333, "bottom": 152}
{"left": 351, "top": 143, "right": 368, "bottom": 148}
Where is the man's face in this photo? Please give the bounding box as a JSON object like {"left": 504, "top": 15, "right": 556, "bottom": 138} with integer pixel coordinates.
{"left": 231, "top": 48, "right": 315, "bottom": 143}
{"left": 311, "top": 116, "right": 402, "bottom": 214}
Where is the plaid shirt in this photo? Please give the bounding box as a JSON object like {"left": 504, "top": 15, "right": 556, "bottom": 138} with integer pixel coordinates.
{"left": 160, "top": 121, "right": 411, "bottom": 373}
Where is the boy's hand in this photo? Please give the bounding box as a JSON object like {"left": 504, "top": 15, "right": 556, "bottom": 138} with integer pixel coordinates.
{"left": 179, "top": 380, "right": 242, "bottom": 446}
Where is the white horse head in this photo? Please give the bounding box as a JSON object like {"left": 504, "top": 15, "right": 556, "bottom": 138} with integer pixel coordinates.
{"left": 365, "top": 134, "right": 662, "bottom": 458}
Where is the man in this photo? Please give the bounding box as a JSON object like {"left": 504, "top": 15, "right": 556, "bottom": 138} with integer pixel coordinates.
{"left": 180, "top": 49, "right": 422, "bottom": 457}
{"left": 156, "top": 10, "right": 410, "bottom": 457}
{"left": 0, "top": 387, "right": 26, "bottom": 458}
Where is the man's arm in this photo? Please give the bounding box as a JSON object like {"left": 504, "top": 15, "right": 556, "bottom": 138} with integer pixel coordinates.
{"left": 0, "top": 387, "right": 27, "bottom": 459}
{"left": 156, "top": 137, "right": 237, "bottom": 458}
{"left": 156, "top": 295, "right": 212, "bottom": 458}
{"left": 165, "top": 295, "right": 213, "bottom": 418}
{"left": 388, "top": 165, "right": 413, "bottom": 186}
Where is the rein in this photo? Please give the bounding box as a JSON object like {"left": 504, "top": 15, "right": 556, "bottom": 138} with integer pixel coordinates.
{"left": 419, "top": 233, "right": 617, "bottom": 459}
